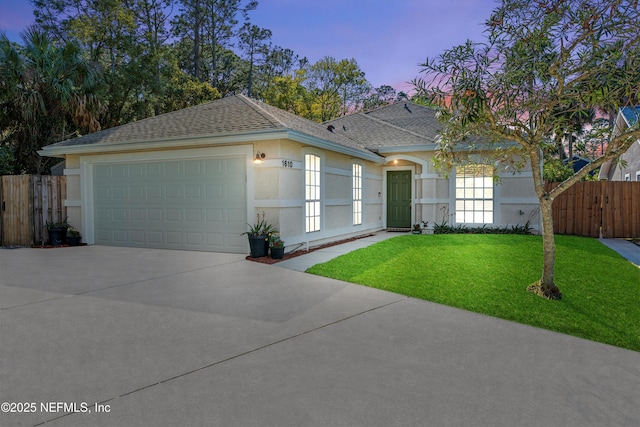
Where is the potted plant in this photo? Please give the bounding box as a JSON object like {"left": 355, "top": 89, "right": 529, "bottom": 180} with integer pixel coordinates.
{"left": 269, "top": 234, "right": 285, "bottom": 259}
{"left": 46, "top": 217, "right": 69, "bottom": 246}
{"left": 412, "top": 223, "right": 422, "bottom": 234}
{"left": 242, "top": 212, "right": 277, "bottom": 258}
{"left": 67, "top": 227, "right": 82, "bottom": 246}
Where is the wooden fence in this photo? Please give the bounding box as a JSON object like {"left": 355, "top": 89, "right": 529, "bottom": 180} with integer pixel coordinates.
{"left": 0, "top": 175, "right": 67, "bottom": 247}
{"left": 546, "top": 181, "right": 640, "bottom": 238}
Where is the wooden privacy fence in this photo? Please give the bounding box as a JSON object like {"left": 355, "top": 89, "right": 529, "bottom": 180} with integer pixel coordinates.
{"left": 546, "top": 181, "right": 640, "bottom": 238}
{"left": 0, "top": 175, "right": 67, "bottom": 247}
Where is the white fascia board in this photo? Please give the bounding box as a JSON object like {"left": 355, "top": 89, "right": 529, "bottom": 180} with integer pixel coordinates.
{"left": 286, "top": 130, "right": 385, "bottom": 164}
{"left": 38, "top": 129, "right": 289, "bottom": 157}
{"left": 39, "top": 128, "right": 385, "bottom": 164}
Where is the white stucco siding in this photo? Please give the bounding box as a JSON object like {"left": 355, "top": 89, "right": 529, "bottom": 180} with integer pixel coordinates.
{"left": 379, "top": 150, "right": 540, "bottom": 229}
{"left": 251, "top": 141, "right": 384, "bottom": 249}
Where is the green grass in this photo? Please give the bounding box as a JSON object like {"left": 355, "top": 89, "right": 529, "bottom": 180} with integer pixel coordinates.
{"left": 307, "top": 234, "right": 640, "bottom": 351}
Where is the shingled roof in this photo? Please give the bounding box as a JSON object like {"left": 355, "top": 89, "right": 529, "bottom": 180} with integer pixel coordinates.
{"left": 325, "top": 101, "right": 442, "bottom": 150}
{"left": 621, "top": 106, "right": 640, "bottom": 127}
{"left": 41, "top": 95, "right": 382, "bottom": 161}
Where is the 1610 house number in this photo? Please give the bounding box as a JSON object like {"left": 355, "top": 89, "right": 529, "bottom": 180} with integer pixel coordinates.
{"left": 282, "top": 160, "right": 293, "bottom": 168}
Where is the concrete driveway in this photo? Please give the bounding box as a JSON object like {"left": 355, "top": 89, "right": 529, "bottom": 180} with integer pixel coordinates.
{"left": 1, "top": 246, "right": 638, "bottom": 427}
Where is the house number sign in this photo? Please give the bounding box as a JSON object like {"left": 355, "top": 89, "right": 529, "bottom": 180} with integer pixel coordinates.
{"left": 281, "top": 160, "right": 294, "bottom": 168}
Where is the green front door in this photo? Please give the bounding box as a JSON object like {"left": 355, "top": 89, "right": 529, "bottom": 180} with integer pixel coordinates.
{"left": 387, "top": 170, "right": 412, "bottom": 228}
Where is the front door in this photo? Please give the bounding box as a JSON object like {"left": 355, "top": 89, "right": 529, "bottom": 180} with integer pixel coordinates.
{"left": 387, "top": 170, "right": 411, "bottom": 228}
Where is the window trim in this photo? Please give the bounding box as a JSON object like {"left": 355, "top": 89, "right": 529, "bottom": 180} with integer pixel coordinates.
{"left": 304, "top": 151, "right": 322, "bottom": 233}
{"left": 352, "top": 162, "right": 364, "bottom": 226}
{"left": 454, "top": 164, "right": 495, "bottom": 225}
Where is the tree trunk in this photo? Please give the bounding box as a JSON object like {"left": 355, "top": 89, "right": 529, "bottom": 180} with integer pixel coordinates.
{"left": 528, "top": 148, "right": 562, "bottom": 300}
{"left": 528, "top": 197, "right": 562, "bottom": 300}
{"left": 193, "top": 1, "right": 202, "bottom": 81}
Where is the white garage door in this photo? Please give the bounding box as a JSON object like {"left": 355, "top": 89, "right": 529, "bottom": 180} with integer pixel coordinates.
{"left": 93, "top": 157, "right": 247, "bottom": 252}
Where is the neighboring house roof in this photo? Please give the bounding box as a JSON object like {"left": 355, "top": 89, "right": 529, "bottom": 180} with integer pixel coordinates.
{"left": 621, "top": 106, "right": 640, "bottom": 127}
{"left": 40, "top": 95, "right": 383, "bottom": 163}
{"left": 563, "top": 155, "right": 592, "bottom": 174}
{"left": 325, "top": 102, "right": 440, "bottom": 152}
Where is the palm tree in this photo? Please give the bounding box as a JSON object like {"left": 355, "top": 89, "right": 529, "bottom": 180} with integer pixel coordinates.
{"left": 0, "top": 28, "right": 101, "bottom": 174}
{"left": 550, "top": 102, "right": 595, "bottom": 164}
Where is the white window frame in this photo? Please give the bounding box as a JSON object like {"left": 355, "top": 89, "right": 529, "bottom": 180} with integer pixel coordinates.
{"left": 305, "top": 153, "right": 321, "bottom": 233}
{"left": 455, "top": 164, "right": 494, "bottom": 224}
{"left": 352, "top": 163, "right": 363, "bottom": 225}
{"left": 624, "top": 173, "right": 631, "bottom": 182}
{"left": 636, "top": 171, "right": 640, "bottom": 182}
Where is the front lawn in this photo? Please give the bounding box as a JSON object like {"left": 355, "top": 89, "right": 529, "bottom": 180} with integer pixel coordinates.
{"left": 307, "top": 234, "right": 640, "bottom": 351}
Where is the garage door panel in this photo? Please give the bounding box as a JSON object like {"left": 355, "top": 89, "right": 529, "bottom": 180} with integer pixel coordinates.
{"left": 166, "top": 208, "right": 182, "bottom": 222}
{"left": 130, "top": 209, "right": 144, "bottom": 221}
{"left": 148, "top": 163, "right": 162, "bottom": 176}
{"left": 112, "top": 187, "right": 126, "bottom": 199}
{"left": 166, "top": 186, "right": 181, "bottom": 199}
{"left": 113, "top": 230, "right": 127, "bottom": 242}
{"left": 130, "top": 230, "right": 146, "bottom": 243}
{"left": 148, "top": 186, "right": 162, "bottom": 198}
{"left": 129, "top": 163, "right": 144, "bottom": 177}
{"left": 93, "top": 157, "right": 247, "bottom": 252}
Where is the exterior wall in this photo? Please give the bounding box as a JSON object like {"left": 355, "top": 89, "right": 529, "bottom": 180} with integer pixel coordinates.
{"left": 382, "top": 150, "right": 539, "bottom": 231}
{"left": 496, "top": 173, "right": 540, "bottom": 229}
{"left": 59, "top": 135, "right": 540, "bottom": 252}
{"left": 253, "top": 140, "right": 384, "bottom": 249}
{"left": 63, "top": 154, "right": 82, "bottom": 231}
{"left": 59, "top": 138, "right": 382, "bottom": 252}
{"left": 609, "top": 140, "right": 640, "bottom": 181}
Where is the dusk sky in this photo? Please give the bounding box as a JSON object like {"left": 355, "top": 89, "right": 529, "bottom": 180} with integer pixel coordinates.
{"left": 0, "top": 0, "right": 496, "bottom": 93}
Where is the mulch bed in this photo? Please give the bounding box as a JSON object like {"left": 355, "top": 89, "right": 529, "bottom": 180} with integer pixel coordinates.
{"left": 246, "top": 234, "right": 375, "bottom": 265}
{"left": 33, "top": 243, "right": 88, "bottom": 249}
{"left": 1, "top": 244, "right": 88, "bottom": 249}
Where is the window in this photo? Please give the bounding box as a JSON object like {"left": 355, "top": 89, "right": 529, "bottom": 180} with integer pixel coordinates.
{"left": 455, "top": 164, "right": 494, "bottom": 224}
{"left": 305, "top": 154, "right": 321, "bottom": 232}
{"left": 624, "top": 173, "right": 631, "bottom": 182}
{"left": 352, "top": 164, "right": 363, "bottom": 225}
{"left": 636, "top": 171, "right": 640, "bottom": 182}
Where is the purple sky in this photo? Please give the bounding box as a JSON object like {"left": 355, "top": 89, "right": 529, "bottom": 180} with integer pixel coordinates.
{"left": 0, "top": 0, "right": 495, "bottom": 93}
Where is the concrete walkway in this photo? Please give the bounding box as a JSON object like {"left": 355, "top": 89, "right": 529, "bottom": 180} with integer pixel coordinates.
{"left": 1, "top": 244, "right": 638, "bottom": 426}
{"left": 277, "top": 231, "right": 403, "bottom": 271}
{"left": 599, "top": 238, "right": 640, "bottom": 267}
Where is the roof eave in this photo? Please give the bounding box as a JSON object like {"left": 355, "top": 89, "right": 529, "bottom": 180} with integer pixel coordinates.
{"left": 286, "top": 130, "right": 385, "bottom": 163}
{"left": 38, "top": 128, "right": 386, "bottom": 164}
{"left": 375, "top": 144, "right": 438, "bottom": 153}
{"left": 38, "top": 129, "right": 290, "bottom": 157}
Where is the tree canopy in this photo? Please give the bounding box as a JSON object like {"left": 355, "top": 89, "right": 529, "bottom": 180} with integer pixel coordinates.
{"left": 1, "top": 0, "right": 397, "bottom": 174}
{"left": 414, "top": 0, "right": 640, "bottom": 299}
{"left": 0, "top": 30, "right": 101, "bottom": 174}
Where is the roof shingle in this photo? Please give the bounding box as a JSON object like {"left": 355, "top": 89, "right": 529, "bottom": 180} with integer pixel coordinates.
{"left": 325, "top": 101, "right": 442, "bottom": 149}
{"left": 47, "top": 95, "right": 376, "bottom": 157}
